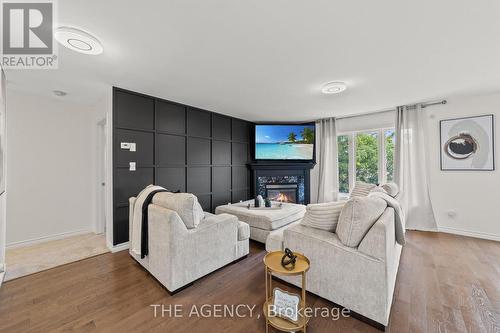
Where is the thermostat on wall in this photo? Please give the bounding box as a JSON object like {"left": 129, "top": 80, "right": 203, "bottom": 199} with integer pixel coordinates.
{"left": 121, "top": 142, "right": 137, "bottom": 152}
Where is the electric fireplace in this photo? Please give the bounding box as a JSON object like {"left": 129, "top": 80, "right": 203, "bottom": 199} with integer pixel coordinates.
{"left": 265, "top": 184, "right": 298, "bottom": 203}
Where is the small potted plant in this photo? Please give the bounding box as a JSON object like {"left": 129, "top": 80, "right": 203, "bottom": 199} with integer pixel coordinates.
{"left": 265, "top": 198, "right": 272, "bottom": 208}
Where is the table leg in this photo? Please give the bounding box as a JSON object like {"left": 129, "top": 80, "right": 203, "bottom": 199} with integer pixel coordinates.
{"left": 265, "top": 267, "right": 268, "bottom": 301}
{"left": 268, "top": 270, "right": 273, "bottom": 299}
{"left": 302, "top": 272, "right": 306, "bottom": 333}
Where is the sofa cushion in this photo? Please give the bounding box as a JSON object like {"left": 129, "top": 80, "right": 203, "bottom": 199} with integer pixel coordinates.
{"left": 350, "top": 181, "right": 376, "bottom": 197}
{"left": 336, "top": 196, "right": 387, "bottom": 247}
{"left": 237, "top": 221, "right": 250, "bottom": 241}
{"left": 381, "top": 182, "right": 399, "bottom": 197}
{"left": 152, "top": 192, "right": 204, "bottom": 229}
{"left": 301, "top": 201, "right": 346, "bottom": 232}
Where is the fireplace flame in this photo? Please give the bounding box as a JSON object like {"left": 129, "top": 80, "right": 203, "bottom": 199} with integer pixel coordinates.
{"left": 276, "top": 192, "right": 292, "bottom": 202}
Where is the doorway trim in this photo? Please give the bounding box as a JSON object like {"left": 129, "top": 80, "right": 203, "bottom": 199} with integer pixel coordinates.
{"left": 96, "top": 118, "right": 107, "bottom": 234}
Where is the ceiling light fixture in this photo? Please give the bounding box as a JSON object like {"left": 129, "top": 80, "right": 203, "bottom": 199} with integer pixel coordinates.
{"left": 53, "top": 90, "right": 67, "bottom": 97}
{"left": 54, "top": 27, "right": 103, "bottom": 55}
{"left": 321, "top": 81, "right": 347, "bottom": 94}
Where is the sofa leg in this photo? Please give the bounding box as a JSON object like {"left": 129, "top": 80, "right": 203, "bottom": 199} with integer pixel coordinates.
{"left": 348, "top": 311, "right": 386, "bottom": 331}
{"left": 165, "top": 255, "right": 248, "bottom": 296}
{"left": 234, "top": 254, "right": 248, "bottom": 263}
{"left": 167, "top": 282, "right": 194, "bottom": 296}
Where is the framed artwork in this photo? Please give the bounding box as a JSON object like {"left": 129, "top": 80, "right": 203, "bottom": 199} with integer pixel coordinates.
{"left": 440, "top": 114, "right": 495, "bottom": 171}
{"left": 271, "top": 288, "right": 300, "bottom": 323}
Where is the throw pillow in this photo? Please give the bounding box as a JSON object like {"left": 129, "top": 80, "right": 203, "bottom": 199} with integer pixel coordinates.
{"left": 301, "top": 201, "right": 346, "bottom": 232}
{"left": 381, "top": 182, "right": 399, "bottom": 197}
{"left": 152, "top": 192, "right": 204, "bottom": 229}
{"left": 370, "top": 186, "right": 387, "bottom": 194}
{"left": 336, "top": 196, "right": 387, "bottom": 247}
{"left": 350, "top": 181, "right": 376, "bottom": 197}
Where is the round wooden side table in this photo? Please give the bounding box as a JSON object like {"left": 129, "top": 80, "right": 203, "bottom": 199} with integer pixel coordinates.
{"left": 263, "top": 251, "right": 310, "bottom": 333}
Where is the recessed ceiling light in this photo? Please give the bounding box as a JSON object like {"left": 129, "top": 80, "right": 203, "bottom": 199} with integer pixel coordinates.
{"left": 321, "top": 81, "right": 347, "bottom": 94}
{"left": 54, "top": 27, "right": 103, "bottom": 55}
{"left": 53, "top": 90, "right": 67, "bottom": 97}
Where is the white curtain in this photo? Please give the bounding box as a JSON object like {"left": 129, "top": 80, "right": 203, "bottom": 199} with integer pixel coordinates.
{"left": 394, "top": 105, "right": 437, "bottom": 231}
{"left": 314, "top": 118, "right": 339, "bottom": 203}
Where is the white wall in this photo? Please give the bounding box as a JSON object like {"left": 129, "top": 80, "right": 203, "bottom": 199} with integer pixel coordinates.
{"left": 0, "top": 72, "right": 5, "bottom": 275}
{"left": 5, "top": 90, "right": 99, "bottom": 246}
{"left": 311, "top": 91, "right": 500, "bottom": 240}
{"left": 89, "top": 90, "right": 114, "bottom": 248}
{"left": 425, "top": 92, "right": 500, "bottom": 240}
{"left": 0, "top": 196, "right": 5, "bottom": 277}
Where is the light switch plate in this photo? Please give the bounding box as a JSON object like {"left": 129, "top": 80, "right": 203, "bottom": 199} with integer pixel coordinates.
{"left": 129, "top": 162, "right": 136, "bottom": 171}
{"left": 121, "top": 142, "right": 131, "bottom": 150}
{"left": 130, "top": 143, "right": 136, "bottom": 152}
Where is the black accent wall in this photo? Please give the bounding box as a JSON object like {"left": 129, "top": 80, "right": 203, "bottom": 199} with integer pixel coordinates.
{"left": 113, "top": 87, "right": 252, "bottom": 245}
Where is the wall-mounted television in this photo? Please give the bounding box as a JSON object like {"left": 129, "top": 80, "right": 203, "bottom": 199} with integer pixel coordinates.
{"left": 254, "top": 123, "right": 315, "bottom": 161}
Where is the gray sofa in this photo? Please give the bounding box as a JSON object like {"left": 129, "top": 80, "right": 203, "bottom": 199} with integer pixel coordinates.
{"left": 129, "top": 196, "right": 250, "bottom": 293}
{"left": 266, "top": 205, "right": 402, "bottom": 327}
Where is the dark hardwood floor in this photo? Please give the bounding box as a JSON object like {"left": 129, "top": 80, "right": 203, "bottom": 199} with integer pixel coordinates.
{"left": 0, "top": 231, "right": 499, "bottom": 333}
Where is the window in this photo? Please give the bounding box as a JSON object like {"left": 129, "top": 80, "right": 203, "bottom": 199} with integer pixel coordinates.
{"left": 385, "top": 129, "right": 395, "bottom": 182}
{"left": 337, "top": 128, "right": 395, "bottom": 194}
{"left": 356, "top": 132, "right": 379, "bottom": 185}
{"left": 338, "top": 135, "right": 349, "bottom": 193}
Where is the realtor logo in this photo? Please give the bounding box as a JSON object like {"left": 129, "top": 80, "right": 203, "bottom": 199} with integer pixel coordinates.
{"left": 1, "top": 0, "right": 58, "bottom": 69}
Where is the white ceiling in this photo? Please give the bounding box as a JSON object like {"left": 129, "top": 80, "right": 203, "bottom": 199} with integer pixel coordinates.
{"left": 6, "top": 0, "right": 500, "bottom": 121}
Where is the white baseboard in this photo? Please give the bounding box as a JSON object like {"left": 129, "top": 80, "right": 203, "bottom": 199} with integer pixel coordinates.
{"left": 438, "top": 226, "right": 500, "bottom": 242}
{"left": 107, "top": 241, "right": 129, "bottom": 253}
{"left": 6, "top": 229, "right": 92, "bottom": 249}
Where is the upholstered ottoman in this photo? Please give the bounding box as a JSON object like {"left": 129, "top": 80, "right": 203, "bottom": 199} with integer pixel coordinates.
{"left": 215, "top": 200, "right": 306, "bottom": 243}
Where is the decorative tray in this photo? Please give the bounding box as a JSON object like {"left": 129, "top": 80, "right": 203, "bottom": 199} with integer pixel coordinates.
{"left": 237, "top": 203, "right": 284, "bottom": 210}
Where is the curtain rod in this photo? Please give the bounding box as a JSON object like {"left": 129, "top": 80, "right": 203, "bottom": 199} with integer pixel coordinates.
{"left": 336, "top": 99, "right": 447, "bottom": 120}
{"left": 421, "top": 100, "right": 447, "bottom": 108}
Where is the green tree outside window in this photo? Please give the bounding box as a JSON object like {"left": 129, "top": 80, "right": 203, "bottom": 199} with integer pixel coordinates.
{"left": 356, "top": 132, "right": 379, "bottom": 184}
{"left": 385, "top": 129, "right": 395, "bottom": 182}
{"left": 338, "top": 135, "right": 349, "bottom": 193}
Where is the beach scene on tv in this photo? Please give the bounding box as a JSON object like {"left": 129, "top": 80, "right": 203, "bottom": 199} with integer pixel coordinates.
{"left": 255, "top": 124, "right": 315, "bottom": 160}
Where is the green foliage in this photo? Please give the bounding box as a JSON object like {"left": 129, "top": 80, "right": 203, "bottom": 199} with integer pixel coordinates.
{"left": 287, "top": 132, "right": 297, "bottom": 143}
{"left": 338, "top": 136, "right": 349, "bottom": 193}
{"left": 356, "top": 133, "right": 379, "bottom": 184}
{"left": 385, "top": 130, "right": 395, "bottom": 181}
{"left": 300, "top": 127, "right": 314, "bottom": 144}
{"left": 338, "top": 130, "right": 395, "bottom": 194}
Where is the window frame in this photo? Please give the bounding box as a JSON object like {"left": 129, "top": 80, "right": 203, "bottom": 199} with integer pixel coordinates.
{"left": 337, "top": 127, "right": 395, "bottom": 194}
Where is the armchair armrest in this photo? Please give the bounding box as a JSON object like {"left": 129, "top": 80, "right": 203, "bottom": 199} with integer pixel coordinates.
{"left": 358, "top": 208, "right": 395, "bottom": 261}
{"left": 198, "top": 213, "right": 238, "bottom": 231}
{"left": 148, "top": 205, "right": 239, "bottom": 290}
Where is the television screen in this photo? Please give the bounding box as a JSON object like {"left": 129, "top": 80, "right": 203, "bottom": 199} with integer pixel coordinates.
{"left": 255, "top": 124, "right": 315, "bottom": 160}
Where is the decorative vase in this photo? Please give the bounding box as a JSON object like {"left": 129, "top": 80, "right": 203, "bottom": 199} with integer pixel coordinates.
{"left": 257, "top": 195, "right": 264, "bottom": 207}
{"left": 265, "top": 198, "right": 271, "bottom": 208}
